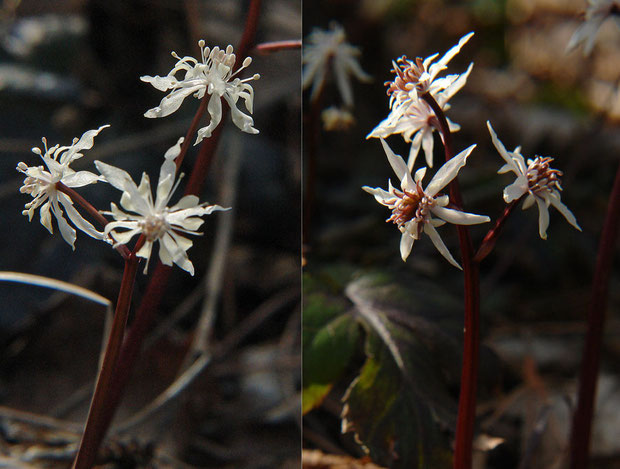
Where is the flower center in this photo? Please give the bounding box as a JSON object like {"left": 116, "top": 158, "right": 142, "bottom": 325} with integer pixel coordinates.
{"left": 526, "top": 157, "right": 563, "bottom": 194}
{"left": 140, "top": 214, "right": 169, "bottom": 241}
{"left": 386, "top": 56, "right": 428, "bottom": 97}
{"left": 387, "top": 183, "right": 431, "bottom": 233}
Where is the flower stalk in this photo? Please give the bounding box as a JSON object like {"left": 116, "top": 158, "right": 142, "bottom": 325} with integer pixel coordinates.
{"left": 422, "top": 91, "right": 480, "bottom": 469}
{"left": 72, "top": 245, "right": 141, "bottom": 469}
{"left": 474, "top": 198, "right": 522, "bottom": 263}
{"left": 74, "top": 0, "right": 264, "bottom": 458}
{"left": 569, "top": 161, "right": 620, "bottom": 469}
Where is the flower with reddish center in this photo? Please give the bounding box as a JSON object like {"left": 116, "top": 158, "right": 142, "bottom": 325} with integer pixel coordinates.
{"left": 368, "top": 33, "right": 473, "bottom": 169}
{"left": 363, "top": 139, "right": 489, "bottom": 268}
{"left": 384, "top": 32, "right": 473, "bottom": 108}
{"left": 488, "top": 121, "right": 581, "bottom": 239}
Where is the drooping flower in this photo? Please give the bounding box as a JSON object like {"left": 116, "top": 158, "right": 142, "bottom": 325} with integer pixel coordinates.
{"left": 384, "top": 32, "right": 474, "bottom": 108}
{"left": 363, "top": 139, "right": 489, "bottom": 268}
{"left": 16, "top": 125, "right": 109, "bottom": 248}
{"left": 141, "top": 41, "right": 260, "bottom": 145}
{"left": 95, "top": 138, "right": 229, "bottom": 275}
{"left": 302, "top": 22, "right": 372, "bottom": 107}
{"left": 487, "top": 122, "right": 581, "bottom": 240}
{"left": 367, "top": 63, "right": 471, "bottom": 169}
{"left": 567, "top": 0, "right": 620, "bottom": 56}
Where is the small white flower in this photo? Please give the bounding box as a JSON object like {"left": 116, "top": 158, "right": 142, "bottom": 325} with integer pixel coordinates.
{"left": 384, "top": 32, "right": 474, "bottom": 108}
{"left": 567, "top": 0, "right": 620, "bottom": 56}
{"left": 16, "top": 125, "right": 108, "bottom": 249}
{"left": 487, "top": 122, "right": 581, "bottom": 240}
{"left": 363, "top": 139, "right": 489, "bottom": 268}
{"left": 302, "top": 22, "right": 371, "bottom": 107}
{"left": 321, "top": 106, "right": 355, "bottom": 131}
{"left": 95, "top": 139, "right": 229, "bottom": 275}
{"left": 367, "top": 64, "right": 470, "bottom": 169}
{"left": 141, "top": 41, "right": 260, "bottom": 145}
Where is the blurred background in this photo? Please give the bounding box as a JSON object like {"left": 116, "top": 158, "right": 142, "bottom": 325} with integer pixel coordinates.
{"left": 302, "top": 1, "right": 620, "bottom": 468}
{"left": 0, "top": 0, "right": 301, "bottom": 467}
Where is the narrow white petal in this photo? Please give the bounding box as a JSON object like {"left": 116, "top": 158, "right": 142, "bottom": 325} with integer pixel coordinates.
{"left": 426, "top": 144, "right": 476, "bottom": 197}
{"left": 503, "top": 175, "right": 528, "bottom": 203}
{"left": 535, "top": 196, "right": 550, "bottom": 240}
{"left": 62, "top": 170, "right": 101, "bottom": 188}
{"left": 380, "top": 139, "right": 414, "bottom": 190}
{"left": 431, "top": 206, "right": 490, "bottom": 225}
{"left": 400, "top": 232, "right": 415, "bottom": 261}
{"left": 424, "top": 223, "right": 461, "bottom": 269}
{"left": 421, "top": 128, "right": 435, "bottom": 168}
{"left": 548, "top": 191, "right": 582, "bottom": 232}
{"left": 407, "top": 132, "right": 423, "bottom": 171}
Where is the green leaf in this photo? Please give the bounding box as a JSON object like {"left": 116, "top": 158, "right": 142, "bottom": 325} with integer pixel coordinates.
{"left": 302, "top": 272, "right": 361, "bottom": 414}
{"left": 341, "top": 271, "right": 462, "bottom": 468}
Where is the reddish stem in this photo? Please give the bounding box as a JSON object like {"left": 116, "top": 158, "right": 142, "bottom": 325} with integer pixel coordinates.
{"left": 79, "top": 0, "right": 263, "bottom": 456}
{"left": 174, "top": 94, "right": 210, "bottom": 171}
{"left": 569, "top": 161, "right": 620, "bottom": 469}
{"left": 56, "top": 182, "right": 131, "bottom": 260}
{"left": 255, "top": 39, "right": 302, "bottom": 54}
{"left": 422, "top": 92, "right": 479, "bottom": 469}
{"left": 72, "top": 248, "right": 140, "bottom": 469}
{"left": 474, "top": 198, "right": 522, "bottom": 263}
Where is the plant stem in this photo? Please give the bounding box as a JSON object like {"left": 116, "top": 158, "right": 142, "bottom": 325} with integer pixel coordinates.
{"left": 78, "top": 0, "right": 264, "bottom": 455}
{"left": 72, "top": 247, "right": 140, "bottom": 469}
{"left": 255, "top": 39, "right": 302, "bottom": 54}
{"left": 421, "top": 92, "right": 479, "bottom": 469}
{"left": 474, "top": 198, "right": 522, "bottom": 263}
{"left": 569, "top": 161, "right": 620, "bottom": 469}
{"left": 56, "top": 182, "right": 131, "bottom": 259}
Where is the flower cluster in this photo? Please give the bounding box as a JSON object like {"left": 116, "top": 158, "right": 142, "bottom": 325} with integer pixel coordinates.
{"left": 363, "top": 140, "right": 489, "bottom": 268}
{"left": 16, "top": 39, "right": 257, "bottom": 275}
{"left": 368, "top": 33, "right": 473, "bottom": 169}
{"left": 302, "top": 22, "right": 371, "bottom": 109}
{"left": 142, "top": 41, "right": 260, "bottom": 144}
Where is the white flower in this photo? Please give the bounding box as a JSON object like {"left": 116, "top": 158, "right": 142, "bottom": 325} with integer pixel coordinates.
{"left": 141, "top": 41, "right": 260, "bottom": 145}
{"left": 384, "top": 32, "right": 474, "bottom": 108}
{"left": 367, "top": 63, "right": 471, "bottom": 169}
{"left": 487, "top": 122, "right": 581, "bottom": 240}
{"left": 302, "top": 22, "right": 371, "bottom": 107}
{"left": 567, "top": 0, "right": 620, "bottom": 56}
{"left": 16, "top": 125, "right": 108, "bottom": 249}
{"left": 95, "top": 139, "right": 229, "bottom": 275}
{"left": 321, "top": 106, "right": 355, "bottom": 131}
{"left": 363, "top": 139, "right": 489, "bottom": 268}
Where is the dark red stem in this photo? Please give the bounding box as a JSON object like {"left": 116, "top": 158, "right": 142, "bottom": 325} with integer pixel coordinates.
{"left": 569, "top": 161, "right": 620, "bottom": 469}
{"left": 56, "top": 182, "right": 131, "bottom": 259}
{"left": 422, "top": 92, "right": 479, "bottom": 469}
{"left": 72, "top": 247, "right": 140, "bottom": 469}
{"left": 255, "top": 39, "right": 302, "bottom": 54}
{"left": 474, "top": 198, "right": 522, "bottom": 263}
{"left": 79, "top": 0, "right": 263, "bottom": 456}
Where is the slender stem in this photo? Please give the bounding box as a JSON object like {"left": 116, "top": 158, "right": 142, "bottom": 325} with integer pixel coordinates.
{"left": 255, "top": 39, "right": 302, "bottom": 54}
{"left": 474, "top": 198, "right": 522, "bottom": 263}
{"left": 78, "top": 0, "right": 264, "bottom": 455}
{"left": 569, "top": 161, "right": 620, "bottom": 469}
{"left": 174, "top": 94, "right": 210, "bottom": 171}
{"left": 56, "top": 182, "right": 131, "bottom": 260}
{"left": 72, "top": 250, "right": 139, "bottom": 469}
{"left": 421, "top": 92, "right": 479, "bottom": 469}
